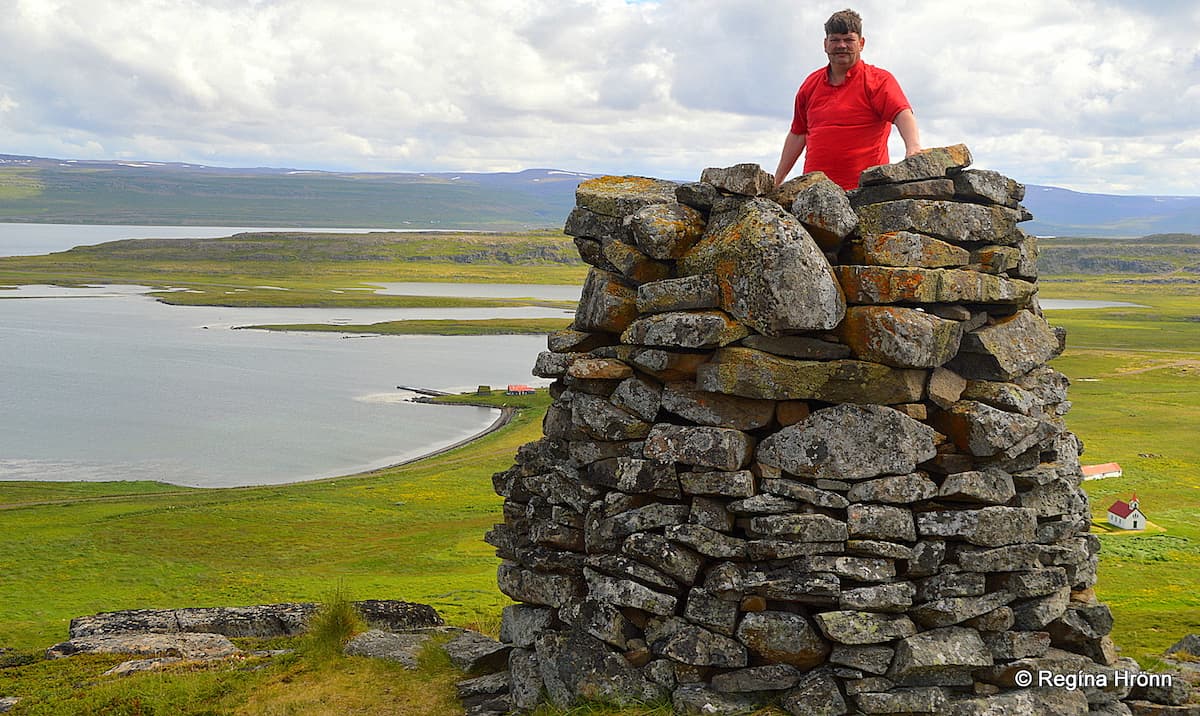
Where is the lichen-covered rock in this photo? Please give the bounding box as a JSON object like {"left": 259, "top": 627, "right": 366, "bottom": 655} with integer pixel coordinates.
{"left": 657, "top": 623, "right": 749, "bottom": 667}
{"left": 610, "top": 376, "right": 662, "bottom": 423}
{"left": 780, "top": 668, "right": 849, "bottom": 716}
{"left": 757, "top": 404, "right": 938, "bottom": 481}
{"left": 950, "top": 311, "right": 1061, "bottom": 381}
{"left": 46, "top": 632, "right": 240, "bottom": 661}
{"left": 839, "top": 306, "right": 964, "bottom": 368}
{"left": 860, "top": 144, "right": 973, "bottom": 185}
{"left": 587, "top": 457, "right": 678, "bottom": 496}
{"left": 600, "top": 237, "right": 672, "bottom": 284}
{"left": 847, "top": 503, "right": 916, "bottom": 541}
{"left": 851, "top": 230, "right": 970, "bottom": 267}
{"left": 700, "top": 163, "right": 774, "bottom": 196}
{"left": 814, "top": 611, "right": 917, "bottom": 645}
{"left": 566, "top": 357, "right": 632, "bottom": 381}
{"left": 857, "top": 198, "right": 1023, "bottom": 246}
{"left": 571, "top": 393, "right": 652, "bottom": 441}
{"left": 849, "top": 178, "right": 957, "bottom": 207}
{"left": 584, "top": 569, "right": 677, "bottom": 616}
{"left": 629, "top": 202, "right": 707, "bottom": 259}
{"left": 679, "top": 469, "right": 756, "bottom": 498}
{"left": 679, "top": 198, "right": 846, "bottom": 336}
{"left": 636, "top": 274, "right": 721, "bottom": 314}
{"left": 443, "top": 630, "right": 511, "bottom": 673}
{"left": 672, "top": 685, "right": 765, "bottom": 715}
{"left": 500, "top": 605, "right": 553, "bottom": 649}
{"left": 575, "top": 175, "right": 679, "bottom": 218}
{"left": 745, "top": 513, "right": 849, "bottom": 541}
{"left": 836, "top": 265, "right": 1036, "bottom": 305}
{"left": 622, "top": 532, "right": 703, "bottom": 585}
{"left": 846, "top": 473, "right": 939, "bottom": 504}
{"left": 535, "top": 630, "right": 666, "bottom": 708}
{"left": 788, "top": 172, "right": 858, "bottom": 250}
{"left": 621, "top": 310, "right": 750, "bottom": 349}
{"left": 937, "top": 469, "right": 1017, "bottom": 504}
{"left": 644, "top": 423, "right": 755, "bottom": 470}
{"left": 915, "top": 506, "right": 1038, "bottom": 546}
{"left": 739, "top": 335, "right": 852, "bottom": 360}
{"left": 930, "top": 400, "right": 1042, "bottom": 457}
{"left": 342, "top": 630, "right": 429, "bottom": 669}
{"left": 575, "top": 269, "right": 639, "bottom": 334}
{"left": 736, "top": 611, "right": 830, "bottom": 668}
{"left": 711, "top": 663, "right": 803, "bottom": 692}
{"left": 697, "top": 347, "right": 927, "bottom": 404}
{"left": 855, "top": 687, "right": 950, "bottom": 715}
{"left": 953, "top": 169, "right": 1025, "bottom": 208}
{"left": 628, "top": 347, "right": 710, "bottom": 381}
{"left": 888, "top": 627, "right": 993, "bottom": 684}
{"left": 660, "top": 381, "right": 775, "bottom": 430}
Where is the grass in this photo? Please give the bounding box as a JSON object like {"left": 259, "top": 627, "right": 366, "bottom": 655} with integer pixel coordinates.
{"left": 301, "top": 586, "right": 367, "bottom": 661}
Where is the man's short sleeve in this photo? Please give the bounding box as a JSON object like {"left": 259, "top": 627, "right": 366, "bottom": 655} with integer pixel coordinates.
{"left": 790, "top": 86, "right": 809, "bottom": 136}
{"left": 867, "top": 67, "right": 911, "bottom": 122}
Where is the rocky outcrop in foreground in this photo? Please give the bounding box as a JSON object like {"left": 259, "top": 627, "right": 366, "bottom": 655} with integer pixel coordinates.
{"left": 482, "top": 148, "right": 1196, "bottom": 715}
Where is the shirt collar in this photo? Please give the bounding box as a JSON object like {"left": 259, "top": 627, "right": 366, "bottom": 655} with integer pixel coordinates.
{"left": 826, "top": 60, "right": 864, "bottom": 84}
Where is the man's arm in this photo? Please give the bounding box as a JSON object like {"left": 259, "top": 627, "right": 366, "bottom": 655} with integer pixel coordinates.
{"left": 773, "top": 132, "right": 807, "bottom": 189}
{"left": 893, "top": 109, "right": 921, "bottom": 157}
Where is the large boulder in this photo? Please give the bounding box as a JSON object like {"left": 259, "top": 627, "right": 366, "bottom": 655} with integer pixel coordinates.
{"left": 679, "top": 198, "right": 846, "bottom": 336}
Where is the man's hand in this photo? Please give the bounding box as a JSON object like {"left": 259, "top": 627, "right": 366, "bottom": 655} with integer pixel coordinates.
{"left": 905, "top": 144, "right": 924, "bottom": 158}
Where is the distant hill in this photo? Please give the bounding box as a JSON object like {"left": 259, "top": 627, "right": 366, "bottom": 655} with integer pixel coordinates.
{"left": 2, "top": 154, "right": 1197, "bottom": 237}
{"left": 0, "top": 154, "right": 593, "bottom": 230}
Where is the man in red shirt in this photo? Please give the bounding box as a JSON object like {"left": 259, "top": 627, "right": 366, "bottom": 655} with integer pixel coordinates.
{"left": 772, "top": 9, "right": 922, "bottom": 191}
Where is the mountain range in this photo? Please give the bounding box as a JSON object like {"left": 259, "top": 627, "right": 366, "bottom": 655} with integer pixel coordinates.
{"left": 1, "top": 154, "right": 1197, "bottom": 237}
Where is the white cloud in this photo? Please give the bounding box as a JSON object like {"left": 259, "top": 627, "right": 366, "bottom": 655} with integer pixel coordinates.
{"left": 0, "top": 0, "right": 1196, "bottom": 193}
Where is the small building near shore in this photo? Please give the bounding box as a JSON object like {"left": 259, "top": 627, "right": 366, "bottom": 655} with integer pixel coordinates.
{"left": 506, "top": 384, "right": 536, "bottom": 395}
{"left": 1082, "top": 462, "right": 1123, "bottom": 481}
{"left": 1107, "top": 494, "right": 1146, "bottom": 531}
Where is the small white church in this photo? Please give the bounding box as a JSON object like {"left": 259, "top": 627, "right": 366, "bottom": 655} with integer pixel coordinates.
{"left": 1106, "top": 493, "right": 1147, "bottom": 531}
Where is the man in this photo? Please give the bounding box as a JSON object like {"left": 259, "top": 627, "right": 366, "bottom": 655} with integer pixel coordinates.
{"left": 773, "top": 9, "right": 921, "bottom": 191}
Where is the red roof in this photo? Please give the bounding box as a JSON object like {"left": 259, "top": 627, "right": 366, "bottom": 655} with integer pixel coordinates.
{"left": 1082, "top": 463, "right": 1122, "bottom": 476}
{"left": 1108, "top": 501, "right": 1135, "bottom": 518}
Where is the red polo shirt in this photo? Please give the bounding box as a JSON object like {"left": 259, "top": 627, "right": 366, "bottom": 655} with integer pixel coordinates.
{"left": 790, "top": 61, "right": 911, "bottom": 191}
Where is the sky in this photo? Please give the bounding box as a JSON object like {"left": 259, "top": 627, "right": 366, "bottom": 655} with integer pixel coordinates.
{"left": 1, "top": 0, "right": 1198, "bottom": 195}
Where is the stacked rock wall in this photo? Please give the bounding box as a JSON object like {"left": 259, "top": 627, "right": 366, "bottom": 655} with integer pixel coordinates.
{"left": 486, "top": 146, "right": 1134, "bottom": 715}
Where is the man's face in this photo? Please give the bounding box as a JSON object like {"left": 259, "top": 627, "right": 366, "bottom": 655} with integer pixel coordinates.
{"left": 824, "top": 32, "right": 865, "bottom": 69}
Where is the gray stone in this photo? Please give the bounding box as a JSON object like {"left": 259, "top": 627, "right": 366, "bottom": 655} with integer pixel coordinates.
{"left": 1019, "top": 479, "right": 1087, "bottom": 518}
{"left": 676, "top": 181, "right": 721, "bottom": 211}
{"left": 623, "top": 532, "right": 703, "bottom": 585}
{"left": 746, "top": 513, "right": 848, "bottom": 542}
{"left": 661, "top": 381, "right": 775, "bottom": 430}
{"left": 906, "top": 540, "right": 947, "bottom": 577}
{"left": 588, "top": 457, "right": 678, "bottom": 496}
{"left": 850, "top": 178, "right": 957, "bottom": 206}
{"left": 953, "top": 169, "right": 1025, "bottom": 208}
{"left": 644, "top": 423, "right": 755, "bottom": 470}
{"left": 628, "top": 347, "right": 711, "bottom": 381}
{"left": 591, "top": 503, "right": 691, "bottom": 544}
{"left": 610, "top": 376, "right": 662, "bottom": 423}
{"left": 1011, "top": 587, "right": 1071, "bottom": 630}
{"left": 637, "top": 274, "right": 721, "bottom": 314}
{"left": 744, "top": 569, "right": 842, "bottom": 604}
{"left": 839, "top": 582, "right": 916, "bottom": 612}
{"left": 855, "top": 687, "right": 949, "bottom": 714}
{"left": 846, "top": 540, "right": 914, "bottom": 561}
{"left": 916, "top": 506, "right": 1038, "bottom": 546}
{"left": 962, "top": 380, "right": 1038, "bottom": 416}
{"left": 698, "top": 347, "right": 928, "bottom": 404}
{"left": 679, "top": 469, "right": 756, "bottom": 498}
{"left": 854, "top": 229, "right": 970, "bottom": 268}
{"left": 944, "top": 687, "right": 1089, "bottom": 715}
{"left": 571, "top": 393, "right": 652, "bottom": 441}
{"left": 679, "top": 198, "right": 846, "bottom": 336}
{"left": 574, "top": 268, "right": 639, "bottom": 334}
{"left": 689, "top": 495, "right": 735, "bottom": 532}
{"left": 831, "top": 644, "right": 895, "bottom": 675}
{"left": 508, "top": 649, "right": 542, "bottom": 711}
{"left": 780, "top": 668, "right": 849, "bottom": 715}
{"left": 532, "top": 350, "right": 576, "bottom": 378}
{"left": 657, "top": 623, "right": 749, "bottom": 667}
{"left": 758, "top": 404, "right": 938, "bottom": 481}
{"left": 496, "top": 563, "right": 581, "bottom": 607}
{"left": 928, "top": 367, "right": 968, "bottom": 409}
{"left": 712, "top": 663, "right": 804, "bottom": 692}
{"left": 857, "top": 198, "right": 1023, "bottom": 246}
{"left": 584, "top": 554, "right": 680, "bottom": 595}
{"left": 47, "top": 632, "right": 240, "bottom": 661}
{"left": 950, "top": 311, "right": 1061, "bottom": 381}
{"left": 601, "top": 237, "right": 672, "bottom": 284}
{"left": 665, "top": 524, "right": 750, "bottom": 559}
{"left": 789, "top": 172, "right": 859, "bottom": 249}
{"left": 1166, "top": 634, "right": 1200, "bottom": 658}
{"left": 995, "top": 569, "right": 1070, "bottom": 599}
{"left": 937, "top": 469, "right": 1017, "bottom": 504}
{"left": 848, "top": 504, "right": 916, "bottom": 542}
{"left": 839, "top": 306, "right": 963, "bottom": 368}
{"left": 443, "top": 630, "right": 510, "bottom": 673}
{"left": 727, "top": 493, "right": 801, "bottom": 515}
{"left": 762, "top": 478, "right": 850, "bottom": 508}
{"left": 847, "top": 473, "right": 938, "bottom": 504}
{"left": 500, "top": 605, "right": 553, "bottom": 649}
{"left": 889, "top": 627, "right": 994, "bottom": 684}
{"left": 701, "top": 163, "right": 775, "bottom": 196}
{"left": 910, "top": 591, "right": 1016, "bottom": 628}
{"left": 931, "top": 400, "right": 1042, "bottom": 457}
{"left": 683, "top": 588, "right": 739, "bottom": 636}
{"left": 672, "top": 685, "right": 765, "bottom": 715}
{"left": 535, "top": 630, "right": 666, "bottom": 708}
{"left": 566, "top": 357, "right": 632, "bottom": 381}
{"left": 815, "top": 611, "right": 918, "bottom": 645}
{"left": 859, "top": 144, "right": 972, "bottom": 185}
{"left": 984, "top": 630, "right": 1052, "bottom": 660}
{"left": 547, "top": 327, "right": 612, "bottom": 354}
{"left": 739, "top": 334, "right": 852, "bottom": 360}
{"left": 704, "top": 562, "right": 746, "bottom": 601}
{"left": 102, "top": 656, "right": 185, "bottom": 677}
{"left": 736, "top": 611, "right": 830, "bottom": 668}
{"left": 916, "top": 573, "right": 985, "bottom": 601}
{"left": 621, "top": 310, "right": 750, "bottom": 349}
{"left": 342, "top": 630, "right": 429, "bottom": 669}
{"left": 629, "top": 202, "right": 707, "bottom": 260}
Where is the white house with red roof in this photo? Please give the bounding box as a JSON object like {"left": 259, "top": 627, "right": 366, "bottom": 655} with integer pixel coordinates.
{"left": 1082, "top": 463, "right": 1123, "bottom": 481}
{"left": 1107, "top": 494, "right": 1146, "bottom": 530}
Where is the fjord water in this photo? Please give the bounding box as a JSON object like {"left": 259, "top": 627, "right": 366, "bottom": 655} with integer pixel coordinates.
{"left": 1, "top": 286, "right": 568, "bottom": 487}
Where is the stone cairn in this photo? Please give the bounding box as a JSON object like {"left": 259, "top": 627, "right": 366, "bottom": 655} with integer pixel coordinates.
{"left": 484, "top": 146, "right": 1181, "bottom": 715}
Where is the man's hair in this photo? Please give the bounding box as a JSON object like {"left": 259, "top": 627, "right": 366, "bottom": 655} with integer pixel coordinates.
{"left": 824, "top": 9, "right": 863, "bottom": 36}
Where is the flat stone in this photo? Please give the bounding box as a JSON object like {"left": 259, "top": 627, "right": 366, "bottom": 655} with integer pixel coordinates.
{"left": 888, "top": 627, "right": 993, "bottom": 684}
{"left": 849, "top": 178, "right": 958, "bottom": 206}
{"left": 610, "top": 376, "right": 662, "bottom": 423}
{"left": 566, "top": 357, "right": 632, "bottom": 381}
{"left": 46, "top": 632, "right": 240, "bottom": 661}
{"left": 928, "top": 367, "right": 968, "bottom": 409}
{"left": 793, "top": 555, "right": 896, "bottom": 582}
{"left": 930, "top": 400, "right": 1042, "bottom": 457}
{"left": 535, "top": 630, "right": 666, "bottom": 708}
{"left": 621, "top": 310, "right": 749, "bottom": 349}
{"left": 836, "top": 265, "right": 1037, "bottom": 305}
{"left": 747, "top": 513, "right": 848, "bottom": 541}
{"left": 855, "top": 687, "right": 949, "bottom": 714}
{"left": 984, "top": 630, "right": 1052, "bottom": 660}
{"left": 962, "top": 380, "right": 1038, "bottom": 415}
{"left": 500, "top": 605, "right": 553, "bottom": 649}
{"left": 637, "top": 274, "right": 721, "bottom": 314}
{"left": 845, "top": 541, "right": 915, "bottom": 562}
{"left": 743, "top": 569, "right": 842, "bottom": 604}
{"left": 840, "top": 306, "right": 963, "bottom": 368}
{"left": 910, "top": 591, "right": 1016, "bottom": 628}
{"left": 683, "top": 588, "right": 739, "bottom": 636}
{"left": 712, "top": 663, "right": 804, "bottom": 692}
{"left": 601, "top": 237, "right": 672, "bottom": 284}
{"left": 698, "top": 347, "right": 927, "bottom": 404}
{"left": 972, "top": 245, "right": 1021, "bottom": 274}
{"left": 831, "top": 644, "right": 896, "bottom": 675}
{"left": 679, "top": 469, "right": 755, "bottom": 498}
{"left": 672, "top": 685, "right": 765, "bottom": 715}
{"left": 575, "top": 175, "right": 679, "bottom": 218}
{"left": 788, "top": 172, "right": 858, "bottom": 249}
{"left": 644, "top": 423, "right": 755, "bottom": 470}
{"left": 664, "top": 524, "right": 750, "bottom": 559}
{"left": 847, "top": 473, "right": 939, "bottom": 504}
{"left": 443, "top": 630, "right": 510, "bottom": 673}
{"left": 571, "top": 393, "right": 652, "bottom": 441}
{"left": 944, "top": 687, "right": 1088, "bottom": 716}
{"left": 622, "top": 532, "right": 703, "bottom": 584}
{"left": 679, "top": 198, "right": 846, "bottom": 336}
{"left": 657, "top": 623, "right": 749, "bottom": 667}
{"left": 584, "top": 554, "right": 679, "bottom": 595}
{"left": 584, "top": 569, "right": 677, "bottom": 616}
{"left": 739, "top": 334, "right": 852, "bottom": 360}
{"left": 757, "top": 404, "right": 938, "bottom": 481}
{"left": 591, "top": 503, "right": 691, "bottom": 544}
{"left": 660, "top": 381, "right": 775, "bottom": 430}
{"left": 859, "top": 144, "right": 972, "bottom": 185}
{"left": 916, "top": 506, "right": 1038, "bottom": 546}
{"left": 1018, "top": 479, "right": 1087, "bottom": 518}
{"left": 815, "top": 611, "right": 917, "bottom": 644}
{"left": 780, "top": 668, "right": 849, "bottom": 716}
{"left": 496, "top": 563, "right": 581, "bottom": 607}
{"left": 727, "top": 493, "right": 801, "bottom": 515}
{"left": 689, "top": 495, "right": 734, "bottom": 532}
{"left": 574, "top": 268, "right": 638, "bottom": 334}
{"left": 564, "top": 205, "right": 632, "bottom": 241}
{"left": 547, "top": 327, "right": 612, "bottom": 354}
{"left": 342, "top": 630, "right": 429, "bottom": 669}
{"left": 588, "top": 457, "right": 677, "bottom": 496}
{"left": 676, "top": 181, "right": 721, "bottom": 211}
{"left": 916, "top": 573, "right": 986, "bottom": 601}
{"left": 761, "top": 478, "right": 850, "bottom": 508}
{"left": 937, "top": 469, "right": 1017, "bottom": 504}
{"left": 629, "top": 348, "right": 711, "bottom": 381}
{"left": 736, "top": 610, "right": 830, "bottom": 668}
{"left": 857, "top": 198, "right": 1023, "bottom": 246}
{"left": 700, "top": 163, "right": 774, "bottom": 196}
{"left": 847, "top": 504, "right": 916, "bottom": 541}
{"left": 954, "top": 169, "right": 1025, "bottom": 208}
{"left": 852, "top": 230, "right": 970, "bottom": 267}
{"left": 950, "top": 311, "right": 1061, "bottom": 381}
{"left": 630, "top": 202, "right": 707, "bottom": 259}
